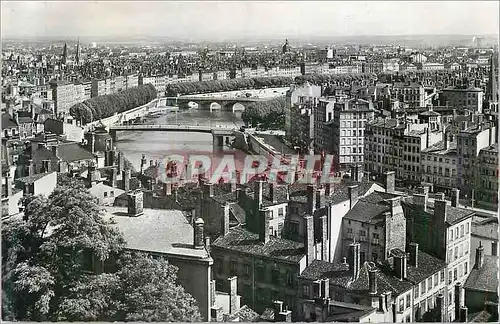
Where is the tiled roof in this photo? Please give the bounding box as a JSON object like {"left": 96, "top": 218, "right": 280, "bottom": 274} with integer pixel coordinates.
{"left": 406, "top": 251, "right": 447, "bottom": 284}
{"left": 326, "top": 301, "right": 376, "bottom": 322}
{"left": 225, "top": 305, "right": 261, "bottom": 322}
{"left": 348, "top": 262, "right": 413, "bottom": 296}
{"left": 102, "top": 207, "right": 210, "bottom": 260}
{"left": 15, "top": 172, "right": 53, "bottom": 184}
{"left": 468, "top": 310, "right": 494, "bottom": 322}
{"left": 471, "top": 221, "right": 498, "bottom": 240}
{"left": 56, "top": 143, "right": 95, "bottom": 162}
{"left": 1, "top": 113, "right": 18, "bottom": 128}
{"left": 299, "top": 259, "right": 350, "bottom": 281}
{"left": 402, "top": 198, "right": 474, "bottom": 226}
{"left": 343, "top": 191, "right": 402, "bottom": 224}
{"left": 212, "top": 227, "right": 305, "bottom": 263}
{"left": 464, "top": 255, "right": 499, "bottom": 293}
{"left": 421, "top": 140, "right": 457, "bottom": 154}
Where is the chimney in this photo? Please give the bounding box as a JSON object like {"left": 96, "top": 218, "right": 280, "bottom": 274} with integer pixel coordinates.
{"left": 269, "top": 182, "right": 277, "bottom": 203}
{"left": 127, "top": 190, "right": 144, "bottom": 217}
{"left": 109, "top": 169, "right": 117, "bottom": 187}
{"left": 436, "top": 294, "right": 445, "bottom": 322}
{"left": 306, "top": 185, "right": 315, "bottom": 214}
{"left": 413, "top": 194, "right": 427, "bottom": 211}
{"left": 273, "top": 301, "right": 283, "bottom": 321}
{"left": 324, "top": 183, "right": 332, "bottom": 196}
{"left": 475, "top": 242, "right": 485, "bottom": 269}
{"left": 391, "top": 302, "right": 397, "bottom": 323}
{"left": 321, "top": 278, "right": 330, "bottom": 299}
{"left": 304, "top": 215, "right": 315, "bottom": 266}
{"left": 259, "top": 209, "right": 270, "bottom": 244}
{"left": 368, "top": 265, "right": 378, "bottom": 295}
{"left": 385, "top": 292, "right": 392, "bottom": 313}
{"left": 254, "top": 180, "right": 264, "bottom": 207}
{"left": 231, "top": 171, "right": 238, "bottom": 192}
{"left": 58, "top": 161, "right": 68, "bottom": 174}
{"left": 122, "top": 170, "right": 131, "bottom": 191}
{"left": 348, "top": 185, "right": 359, "bottom": 210}
{"left": 149, "top": 159, "right": 153, "bottom": 167}
{"left": 87, "top": 162, "right": 98, "bottom": 185}
{"left": 459, "top": 306, "right": 468, "bottom": 323}
{"left": 27, "top": 160, "right": 34, "bottom": 177}
{"left": 492, "top": 241, "right": 498, "bottom": 256}
{"left": 228, "top": 276, "right": 238, "bottom": 315}
{"left": 451, "top": 188, "right": 460, "bottom": 207}
{"left": 117, "top": 151, "right": 124, "bottom": 173}
{"left": 384, "top": 171, "right": 395, "bottom": 193}
{"left": 347, "top": 242, "right": 361, "bottom": 280}
{"left": 454, "top": 282, "right": 464, "bottom": 320}
{"left": 140, "top": 154, "right": 146, "bottom": 173}
{"left": 51, "top": 145, "right": 59, "bottom": 157}
{"left": 3, "top": 176, "right": 12, "bottom": 197}
{"left": 193, "top": 218, "right": 205, "bottom": 249}
{"left": 210, "top": 280, "right": 216, "bottom": 307}
{"left": 203, "top": 182, "right": 214, "bottom": 198}
{"left": 434, "top": 199, "right": 447, "bottom": 223}
{"left": 409, "top": 243, "right": 419, "bottom": 267}
{"left": 42, "top": 159, "right": 52, "bottom": 173}
{"left": 235, "top": 187, "right": 241, "bottom": 202}
{"left": 205, "top": 236, "right": 211, "bottom": 253}
{"left": 378, "top": 294, "right": 387, "bottom": 313}
{"left": 163, "top": 182, "right": 172, "bottom": 196}
{"left": 320, "top": 215, "right": 328, "bottom": 261}
{"left": 443, "top": 130, "right": 448, "bottom": 150}
{"left": 221, "top": 203, "right": 230, "bottom": 237}
{"left": 394, "top": 252, "right": 407, "bottom": 280}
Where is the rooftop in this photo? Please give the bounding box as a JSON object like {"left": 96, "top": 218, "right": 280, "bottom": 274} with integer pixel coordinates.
{"left": 464, "top": 255, "right": 499, "bottom": 294}
{"left": 402, "top": 197, "right": 474, "bottom": 226}
{"left": 421, "top": 140, "right": 457, "bottom": 155}
{"left": 14, "top": 172, "right": 54, "bottom": 185}
{"left": 102, "top": 207, "right": 210, "bottom": 260}
{"left": 212, "top": 227, "right": 305, "bottom": 263}
{"left": 343, "top": 191, "right": 403, "bottom": 224}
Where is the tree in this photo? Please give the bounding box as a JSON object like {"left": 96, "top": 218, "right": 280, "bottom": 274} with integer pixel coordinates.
{"left": 2, "top": 181, "right": 201, "bottom": 322}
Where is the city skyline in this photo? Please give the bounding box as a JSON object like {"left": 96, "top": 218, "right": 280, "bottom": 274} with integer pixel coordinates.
{"left": 1, "top": 1, "right": 499, "bottom": 41}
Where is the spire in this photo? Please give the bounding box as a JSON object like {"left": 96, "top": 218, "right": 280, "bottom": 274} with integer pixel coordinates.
{"left": 76, "top": 38, "right": 80, "bottom": 65}
{"left": 62, "top": 42, "right": 68, "bottom": 64}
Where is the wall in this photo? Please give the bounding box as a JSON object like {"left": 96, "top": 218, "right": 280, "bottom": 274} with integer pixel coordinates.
{"left": 33, "top": 171, "right": 57, "bottom": 196}
{"left": 465, "top": 289, "right": 499, "bottom": 313}
{"left": 330, "top": 200, "right": 350, "bottom": 263}
{"left": 88, "top": 182, "right": 125, "bottom": 206}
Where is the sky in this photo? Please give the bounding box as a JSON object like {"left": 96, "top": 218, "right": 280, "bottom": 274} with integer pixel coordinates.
{"left": 1, "top": 1, "right": 499, "bottom": 40}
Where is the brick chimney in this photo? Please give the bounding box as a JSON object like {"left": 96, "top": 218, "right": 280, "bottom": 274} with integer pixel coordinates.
{"left": 368, "top": 264, "right": 378, "bottom": 295}
{"left": 221, "top": 203, "right": 230, "bottom": 237}
{"left": 108, "top": 169, "right": 117, "bottom": 187}
{"left": 127, "top": 190, "right": 144, "bottom": 217}
{"left": 348, "top": 185, "right": 359, "bottom": 210}
{"left": 122, "top": 170, "right": 131, "bottom": 191}
{"left": 273, "top": 301, "right": 292, "bottom": 322}
{"left": 379, "top": 294, "right": 387, "bottom": 313}
{"left": 436, "top": 294, "right": 445, "bottom": 322}
{"left": 27, "top": 159, "right": 34, "bottom": 177}
{"left": 259, "top": 209, "right": 270, "bottom": 244}
{"left": 434, "top": 199, "right": 447, "bottom": 224}
{"left": 451, "top": 188, "right": 460, "bottom": 207}
{"left": 254, "top": 180, "right": 264, "bottom": 207}
{"left": 228, "top": 276, "right": 238, "bottom": 315}
{"left": 384, "top": 171, "right": 395, "bottom": 193}
{"left": 321, "top": 278, "right": 330, "bottom": 299}
{"left": 203, "top": 182, "right": 214, "bottom": 198}
{"left": 459, "top": 306, "right": 468, "bottom": 322}
{"left": 3, "top": 176, "right": 12, "bottom": 197}
{"left": 394, "top": 252, "right": 408, "bottom": 280}
{"left": 474, "top": 242, "right": 485, "bottom": 269}
{"left": 269, "top": 182, "right": 277, "bottom": 203}
{"left": 409, "top": 242, "right": 419, "bottom": 267}
{"left": 304, "top": 214, "right": 315, "bottom": 266}
{"left": 454, "top": 282, "right": 464, "bottom": 320}
{"left": 324, "top": 183, "right": 333, "bottom": 196}
{"left": 306, "top": 184, "right": 315, "bottom": 215}
{"left": 347, "top": 242, "right": 361, "bottom": 280}
{"left": 193, "top": 218, "right": 205, "bottom": 249}
{"left": 117, "top": 151, "right": 124, "bottom": 173}
{"left": 163, "top": 182, "right": 172, "bottom": 196}
{"left": 413, "top": 193, "right": 427, "bottom": 211}
{"left": 320, "top": 215, "right": 328, "bottom": 261}
{"left": 42, "top": 159, "right": 52, "bottom": 173}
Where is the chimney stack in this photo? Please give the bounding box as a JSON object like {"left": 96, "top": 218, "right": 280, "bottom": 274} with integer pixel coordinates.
{"left": 451, "top": 188, "right": 460, "bottom": 207}
{"left": 347, "top": 242, "right": 361, "bottom": 280}
{"left": 306, "top": 184, "right": 315, "bottom": 215}
{"left": 413, "top": 193, "right": 427, "bottom": 211}
{"left": 228, "top": 276, "right": 238, "bottom": 315}
{"left": 436, "top": 294, "right": 445, "bottom": 322}
{"left": 454, "top": 282, "right": 464, "bottom": 320}
{"left": 475, "top": 241, "right": 485, "bottom": 269}
{"left": 459, "top": 306, "right": 468, "bottom": 323}
{"left": 203, "top": 182, "right": 214, "bottom": 198}
{"left": 384, "top": 171, "right": 395, "bottom": 193}
{"left": 259, "top": 209, "right": 270, "bottom": 244}
{"left": 109, "top": 169, "right": 117, "bottom": 187}
{"left": 193, "top": 218, "right": 205, "bottom": 249}
{"left": 122, "top": 170, "right": 131, "bottom": 191}
{"left": 269, "top": 182, "right": 277, "bottom": 203}
{"left": 434, "top": 199, "right": 447, "bottom": 223}
{"left": 378, "top": 294, "right": 387, "bottom": 313}
{"left": 324, "top": 183, "right": 332, "bottom": 196}
{"left": 304, "top": 215, "right": 315, "bottom": 266}
{"left": 127, "top": 190, "right": 144, "bottom": 217}
{"left": 163, "top": 182, "right": 172, "bottom": 196}
{"left": 321, "top": 278, "right": 330, "bottom": 299}
{"left": 391, "top": 302, "right": 397, "bottom": 323}
{"left": 409, "top": 242, "right": 419, "bottom": 267}
{"left": 348, "top": 185, "right": 359, "bottom": 210}
{"left": 117, "top": 151, "right": 124, "bottom": 173}
{"left": 221, "top": 203, "right": 230, "bottom": 237}
{"left": 368, "top": 264, "right": 378, "bottom": 295}
{"left": 394, "top": 252, "right": 408, "bottom": 280}
{"left": 254, "top": 180, "right": 264, "bottom": 207}
{"left": 320, "top": 215, "right": 328, "bottom": 261}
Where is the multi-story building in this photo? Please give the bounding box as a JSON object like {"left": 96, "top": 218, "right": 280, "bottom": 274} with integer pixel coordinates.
{"left": 470, "top": 215, "right": 498, "bottom": 267}
{"left": 49, "top": 80, "right": 82, "bottom": 117}
{"left": 330, "top": 99, "right": 375, "bottom": 168}
{"left": 456, "top": 119, "right": 497, "bottom": 200}
{"left": 364, "top": 119, "right": 442, "bottom": 183}
{"left": 382, "top": 59, "right": 400, "bottom": 72}
{"left": 475, "top": 143, "right": 498, "bottom": 209}
{"left": 285, "top": 82, "right": 322, "bottom": 142}
{"left": 420, "top": 63, "right": 445, "bottom": 71}
{"left": 313, "top": 98, "right": 335, "bottom": 153}
{"left": 440, "top": 87, "right": 484, "bottom": 112}
{"left": 403, "top": 191, "right": 474, "bottom": 321}
{"left": 391, "top": 82, "right": 426, "bottom": 108}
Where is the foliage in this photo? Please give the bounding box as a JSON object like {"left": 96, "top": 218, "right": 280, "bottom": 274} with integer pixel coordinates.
{"left": 241, "top": 96, "right": 287, "bottom": 130}
{"left": 70, "top": 84, "right": 157, "bottom": 124}
{"left": 294, "top": 72, "right": 377, "bottom": 85}
{"left": 2, "top": 181, "right": 201, "bottom": 322}
{"left": 165, "top": 76, "right": 294, "bottom": 96}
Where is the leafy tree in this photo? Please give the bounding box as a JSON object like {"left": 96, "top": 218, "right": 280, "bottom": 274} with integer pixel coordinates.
{"left": 2, "top": 181, "right": 201, "bottom": 322}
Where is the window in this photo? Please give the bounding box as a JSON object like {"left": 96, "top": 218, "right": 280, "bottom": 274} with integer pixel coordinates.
{"left": 286, "top": 272, "right": 294, "bottom": 287}
{"left": 230, "top": 260, "right": 238, "bottom": 275}
{"left": 110, "top": 191, "right": 114, "bottom": 197}
{"left": 453, "top": 268, "right": 457, "bottom": 281}
{"left": 372, "top": 253, "right": 378, "bottom": 262}
{"left": 440, "top": 270, "right": 445, "bottom": 283}
{"left": 415, "top": 285, "right": 420, "bottom": 299}
{"left": 278, "top": 207, "right": 284, "bottom": 217}
{"left": 216, "top": 258, "right": 223, "bottom": 274}
{"left": 454, "top": 247, "right": 458, "bottom": 260}
{"left": 269, "top": 226, "right": 274, "bottom": 236}
{"left": 427, "top": 278, "right": 432, "bottom": 291}
{"left": 421, "top": 281, "right": 426, "bottom": 294}
{"left": 406, "top": 294, "right": 411, "bottom": 309}
{"left": 399, "top": 298, "right": 405, "bottom": 312}
{"left": 433, "top": 274, "right": 438, "bottom": 288}
{"left": 460, "top": 225, "right": 464, "bottom": 237}
{"left": 448, "top": 270, "right": 452, "bottom": 284}
{"left": 464, "top": 262, "right": 468, "bottom": 275}
{"left": 290, "top": 221, "right": 299, "bottom": 234}
{"left": 271, "top": 268, "right": 280, "bottom": 284}
{"left": 465, "top": 223, "right": 469, "bottom": 234}
{"left": 104, "top": 192, "right": 108, "bottom": 197}
{"left": 302, "top": 284, "right": 310, "bottom": 298}
{"left": 244, "top": 264, "right": 251, "bottom": 276}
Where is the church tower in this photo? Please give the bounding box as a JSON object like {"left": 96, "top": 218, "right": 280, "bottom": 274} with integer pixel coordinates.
{"left": 62, "top": 42, "right": 68, "bottom": 64}
{"left": 282, "top": 39, "right": 290, "bottom": 54}
{"left": 76, "top": 38, "right": 80, "bottom": 66}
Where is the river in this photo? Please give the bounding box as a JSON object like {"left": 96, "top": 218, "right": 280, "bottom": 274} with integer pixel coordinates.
{"left": 114, "top": 109, "right": 246, "bottom": 171}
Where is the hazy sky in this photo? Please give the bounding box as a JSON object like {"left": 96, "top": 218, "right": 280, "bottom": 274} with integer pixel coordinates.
{"left": 2, "top": 1, "right": 499, "bottom": 40}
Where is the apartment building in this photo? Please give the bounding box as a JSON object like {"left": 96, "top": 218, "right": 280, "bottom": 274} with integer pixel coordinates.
{"left": 313, "top": 98, "right": 336, "bottom": 153}
{"left": 391, "top": 82, "right": 426, "bottom": 108}
{"left": 285, "top": 82, "right": 322, "bottom": 140}
{"left": 475, "top": 143, "right": 498, "bottom": 209}
{"left": 403, "top": 192, "right": 474, "bottom": 322}
{"left": 456, "top": 119, "right": 497, "bottom": 200}
{"left": 382, "top": 59, "right": 400, "bottom": 72}
{"left": 331, "top": 99, "right": 375, "bottom": 168}
{"left": 364, "top": 119, "right": 442, "bottom": 183}
{"left": 440, "top": 87, "right": 484, "bottom": 112}
{"left": 49, "top": 80, "right": 82, "bottom": 117}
